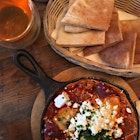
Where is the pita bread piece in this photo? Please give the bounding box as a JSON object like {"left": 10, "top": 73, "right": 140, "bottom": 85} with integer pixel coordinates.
{"left": 51, "top": 6, "right": 105, "bottom": 47}
{"left": 64, "top": 0, "right": 89, "bottom": 33}
{"left": 65, "top": 25, "right": 89, "bottom": 33}
{"left": 105, "top": 8, "right": 123, "bottom": 46}
{"left": 68, "top": 46, "right": 85, "bottom": 53}
{"left": 99, "top": 30, "right": 137, "bottom": 69}
{"left": 83, "top": 8, "right": 123, "bottom": 56}
{"left": 56, "top": 24, "right": 105, "bottom": 46}
{"left": 51, "top": 5, "right": 105, "bottom": 46}
{"left": 83, "top": 45, "right": 106, "bottom": 56}
{"left": 61, "top": 0, "right": 114, "bottom": 30}
{"left": 121, "top": 19, "right": 140, "bottom": 64}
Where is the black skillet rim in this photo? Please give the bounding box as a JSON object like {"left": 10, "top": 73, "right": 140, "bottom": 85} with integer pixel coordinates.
{"left": 40, "top": 77, "right": 139, "bottom": 140}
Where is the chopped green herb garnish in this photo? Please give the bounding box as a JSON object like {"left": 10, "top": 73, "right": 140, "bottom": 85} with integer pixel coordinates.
{"left": 79, "top": 129, "right": 112, "bottom": 140}
{"left": 86, "top": 116, "right": 92, "bottom": 119}
{"left": 57, "top": 117, "right": 62, "bottom": 121}
{"left": 77, "top": 125, "right": 83, "bottom": 128}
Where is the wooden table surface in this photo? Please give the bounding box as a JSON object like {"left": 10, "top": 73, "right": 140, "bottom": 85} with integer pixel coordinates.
{"left": 0, "top": 1, "right": 140, "bottom": 140}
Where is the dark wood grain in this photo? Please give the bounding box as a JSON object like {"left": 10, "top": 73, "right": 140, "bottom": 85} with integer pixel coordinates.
{"left": 0, "top": 1, "right": 139, "bottom": 140}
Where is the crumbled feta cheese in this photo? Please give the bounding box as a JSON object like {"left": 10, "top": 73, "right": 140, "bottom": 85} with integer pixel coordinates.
{"left": 126, "top": 107, "right": 132, "bottom": 113}
{"left": 106, "top": 101, "right": 111, "bottom": 109}
{"left": 74, "top": 130, "right": 79, "bottom": 138}
{"left": 66, "top": 100, "right": 123, "bottom": 139}
{"left": 113, "top": 105, "right": 118, "bottom": 110}
{"left": 54, "top": 92, "right": 69, "bottom": 108}
{"left": 85, "top": 111, "right": 91, "bottom": 117}
{"left": 73, "top": 103, "right": 80, "bottom": 108}
{"left": 68, "top": 123, "right": 75, "bottom": 132}
{"left": 66, "top": 101, "right": 72, "bottom": 106}
{"left": 109, "top": 121, "right": 114, "bottom": 128}
{"left": 95, "top": 98, "right": 103, "bottom": 106}
{"left": 106, "top": 88, "right": 110, "bottom": 93}
{"left": 105, "top": 119, "right": 109, "bottom": 124}
{"left": 112, "top": 110, "right": 117, "bottom": 117}
{"left": 114, "top": 128, "right": 123, "bottom": 138}
{"left": 75, "top": 113, "right": 87, "bottom": 131}
{"left": 116, "top": 117, "right": 124, "bottom": 124}
{"left": 70, "top": 117, "right": 75, "bottom": 125}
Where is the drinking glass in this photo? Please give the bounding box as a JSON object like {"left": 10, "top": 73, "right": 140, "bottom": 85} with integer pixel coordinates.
{"left": 0, "top": 0, "right": 41, "bottom": 49}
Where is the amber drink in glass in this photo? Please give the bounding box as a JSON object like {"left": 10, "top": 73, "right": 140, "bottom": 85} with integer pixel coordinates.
{"left": 0, "top": 0, "right": 41, "bottom": 49}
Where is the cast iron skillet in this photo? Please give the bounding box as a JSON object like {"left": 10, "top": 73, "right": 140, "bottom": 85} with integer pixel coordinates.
{"left": 13, "top": 50, "right": 139, "bottom": 140}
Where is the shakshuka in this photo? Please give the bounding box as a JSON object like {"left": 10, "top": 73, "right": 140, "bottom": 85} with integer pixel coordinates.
{"left": 42, "top": 79, "right": 138, "bottom": 140}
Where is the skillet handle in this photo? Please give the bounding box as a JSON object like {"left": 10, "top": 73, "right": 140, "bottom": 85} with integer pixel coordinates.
{"left": 13, "top": 49, "right": 58, "bottom": 93}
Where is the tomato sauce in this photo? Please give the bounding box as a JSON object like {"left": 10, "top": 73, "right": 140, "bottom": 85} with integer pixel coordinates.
{"left": 42, "top": 79, "right": 138, "bottom": 140}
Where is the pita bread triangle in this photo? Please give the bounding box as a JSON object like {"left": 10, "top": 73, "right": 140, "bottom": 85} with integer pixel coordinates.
{"left": 99, "top": 28, "right": 137, "bottom": 69}
{"left": 56, "top": 24, "right": 105, "bottom": 46}
{"left": 64, "top": 25, "right": 88, "bottom": 33}
{"left": 61, "top": 0, "right": 114, "bottom": 30}
{"left": 120, "top": 19, "right": 140, "bottom": 64}
{"left": 51, "top": 7, "right": 105, "bottom": 46}
{"left": 83, "top": 8, "right": 123, "bottom": 56}
{"left": 64, "top": 0, "right": 89, "bottom": 33}
{"left": 105, "top": 8, "right": 123, "bottom": 45}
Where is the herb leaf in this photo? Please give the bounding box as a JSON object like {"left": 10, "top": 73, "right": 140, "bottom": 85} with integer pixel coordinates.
{"left": 79, "top": 129, "right": 112, "bottom": 140}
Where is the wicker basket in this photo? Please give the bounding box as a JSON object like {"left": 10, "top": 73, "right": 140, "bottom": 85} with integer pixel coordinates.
{"left": 43, "top": 0, "right": 140, "bottom": 77}
{"left": 115, "top": 0, "right": 140, "bottom": 17}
